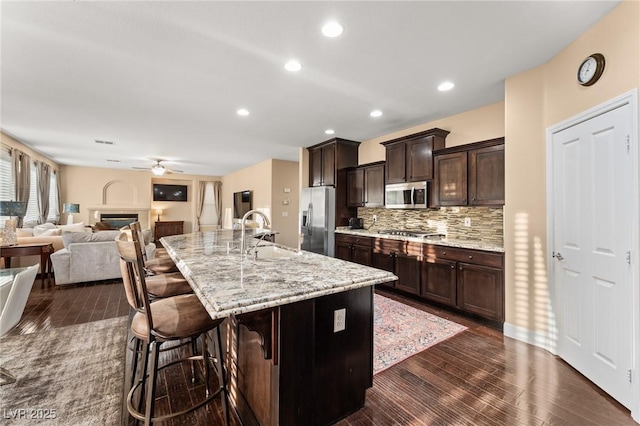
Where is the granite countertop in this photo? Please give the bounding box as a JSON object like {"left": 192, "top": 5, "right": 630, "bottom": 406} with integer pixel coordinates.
{"left": 334, "top": 228, "right": 504, "bottom": 253}
{"left": 160, "top": 229, "right": 397, "bottom": 320}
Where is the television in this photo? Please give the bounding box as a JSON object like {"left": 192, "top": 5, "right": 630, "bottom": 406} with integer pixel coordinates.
{"left": 233, "top": 190, "right": 252, "bottom": 218}
{"left": 153, "top": 184, "right": 188, "bottom": 202}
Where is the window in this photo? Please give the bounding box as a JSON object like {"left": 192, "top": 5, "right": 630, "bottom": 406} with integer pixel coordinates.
{"left": 23, "top": 162, "right": 39, "bottom": 227}
{"left": 46, "top": 172, "right": 59, "bottom": 223}
{"left": 199, "top": 182, "right": 219, "bottom": 227}
{"left": 0, "top": 145, "right": 14, "bottom": 226}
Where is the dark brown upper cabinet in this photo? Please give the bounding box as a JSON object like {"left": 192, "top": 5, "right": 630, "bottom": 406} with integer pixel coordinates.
{"left": 381, "top": 128, "right": 449, "bottom": 184}
{"left": 308, "top": 138, "right": 360, "bottom": 187}
{"left": 432, "top": 137, "right": 504, "bottom": 207}
{"left": 347, "top": 162, "right": 385, "bottom": 208}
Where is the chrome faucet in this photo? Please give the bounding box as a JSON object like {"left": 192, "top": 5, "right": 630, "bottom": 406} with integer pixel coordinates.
{"left": 240, "top": 209, "right": 271, "bottom": 256}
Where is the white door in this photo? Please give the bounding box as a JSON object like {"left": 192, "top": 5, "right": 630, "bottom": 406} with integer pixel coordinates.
{"left": 552, "top": 103, "right": 633, "bottom": 409}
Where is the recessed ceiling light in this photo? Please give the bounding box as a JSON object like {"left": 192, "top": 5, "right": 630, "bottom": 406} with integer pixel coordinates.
{"left": 438, "top": 81, "right": 455, "bottom": 91}
{"left": 325, "top": 129, "right": 335, "bottom": 135}
{"left": 236, "top": 108, "right": 250, "bottom": 116}
{"left": 284, "top": 60, "right": 302, "bottom": 72}
{"left": 322, "top": 21, "right": 343, "bottom": 38}
{"left": 370, "top": 110, "right": 383, "bottom": 118}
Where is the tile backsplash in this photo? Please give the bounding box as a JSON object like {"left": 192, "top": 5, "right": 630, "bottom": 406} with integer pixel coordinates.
{"left": 356, "top": 206, "right": 504, "bottom": 246}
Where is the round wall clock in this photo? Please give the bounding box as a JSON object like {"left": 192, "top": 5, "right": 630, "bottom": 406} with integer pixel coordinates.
{"left": 577, "top": 53, "right": 605, "bottom": 86}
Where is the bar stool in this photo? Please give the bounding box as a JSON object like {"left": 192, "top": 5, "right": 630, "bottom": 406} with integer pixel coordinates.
{"left": 116, "top": 232, "right": 229, "bottom": 425}
{"left": 130, "top": 221, "right": 179, "bottom": 274}
{"left": 128, "top": 223, "right": 192, "bottom": 299}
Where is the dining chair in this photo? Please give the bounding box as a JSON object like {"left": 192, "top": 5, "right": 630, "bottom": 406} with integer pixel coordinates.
{"left": 115, "top": 232, "right": 229, "bottom": 425}
{"left": 0, "top": 264, "right": 39, "bottom": 385}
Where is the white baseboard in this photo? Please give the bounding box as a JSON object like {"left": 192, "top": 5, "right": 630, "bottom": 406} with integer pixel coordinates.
{"left": 503, "top": 322, "right": 557, "bottom": 355}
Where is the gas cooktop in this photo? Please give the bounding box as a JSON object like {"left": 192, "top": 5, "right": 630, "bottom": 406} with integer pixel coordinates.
{"left": 377, "top": 229, "right": 445, "bottom": 239}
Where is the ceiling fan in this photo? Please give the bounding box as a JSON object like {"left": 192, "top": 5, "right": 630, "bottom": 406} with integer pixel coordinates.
{"left": 132, "top": 160, "right": 184, "bottom": 176}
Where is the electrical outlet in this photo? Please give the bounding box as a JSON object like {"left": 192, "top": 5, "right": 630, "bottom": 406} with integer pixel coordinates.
{"left": 334, "top": 308, "right": 346, "bottom": 332}
{"left": 372, "top": 215, "right": 377, "bottom": 222}
{"left": 464, "top": 217, "right": 471, "bottom": 227}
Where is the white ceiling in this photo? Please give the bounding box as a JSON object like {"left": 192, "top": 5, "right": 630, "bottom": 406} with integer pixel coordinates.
{"left": 1, "top": 1, "right": 619, "bottom": 177}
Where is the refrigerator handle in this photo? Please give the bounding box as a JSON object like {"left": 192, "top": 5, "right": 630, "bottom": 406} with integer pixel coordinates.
{"left": 307, "top": 203, "right": 313, "bottom": 236}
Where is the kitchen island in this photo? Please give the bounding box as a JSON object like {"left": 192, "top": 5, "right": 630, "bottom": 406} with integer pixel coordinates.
{"left": 161, "top": 230, "right": 397, "bottom": 425}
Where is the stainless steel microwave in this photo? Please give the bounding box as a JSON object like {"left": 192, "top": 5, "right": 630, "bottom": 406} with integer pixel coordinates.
{"left": 385, "top": 181, "right": 429, "bottom": 209}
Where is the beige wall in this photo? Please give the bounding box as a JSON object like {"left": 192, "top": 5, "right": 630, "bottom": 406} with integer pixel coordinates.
{"left": 504, "top": 1, "right": 640, "bottom": 334}
{"left": 61, "top": 164, "right": 222, "bottom": 233}
{"left": 271, "top": 160, "right": 300, "bottom": 248}
{"left": 222, "top": 158, "right": 300, "bottom": 248}
{"left": 1, "top": 132, "right": 59, "bottom": 171}
{"left": 358, "top": 101, "right": 505, "bottom": 164}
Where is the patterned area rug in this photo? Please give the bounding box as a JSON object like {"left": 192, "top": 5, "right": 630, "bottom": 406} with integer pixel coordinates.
{"left": 0, "top": 316, "right": 128, "bottom": 425}
{"left": 374, "top": 293, "right": 466, "bottom": 374}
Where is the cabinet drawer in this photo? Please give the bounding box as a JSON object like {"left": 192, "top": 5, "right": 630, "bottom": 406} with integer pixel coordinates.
{"left": 425, "top": 245, "right": 503, "bottom": 268}
{"left": 373, "top": 238, "right": 403, "bottom": 254}
{"left": 335, "top": 234, "right": 373, "bottom": 247}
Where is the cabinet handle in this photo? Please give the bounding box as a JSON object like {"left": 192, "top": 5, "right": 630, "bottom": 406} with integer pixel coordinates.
{"left": 442, "top": 251, "right": 447, "bottom": 255}
{"left": 472, "top": 198, "right": 476, "bottom": 202}
{"left": 450, "top": 265, "right": 455, "bottom": 269}
{"left": 459, "top": 266, "right": 463, "bottom": 270}
{"left": 463, "top": 199, "right": 467, "bottom": 203}
{"left": 468, "top": 255, "right": 473, "bottom": 259}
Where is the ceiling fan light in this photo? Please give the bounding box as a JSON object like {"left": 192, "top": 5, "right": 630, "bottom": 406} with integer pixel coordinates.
{"left": 151, "top": 163, "right": 166, "bottom": 175}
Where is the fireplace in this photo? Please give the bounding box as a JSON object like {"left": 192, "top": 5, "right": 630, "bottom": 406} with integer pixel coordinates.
{"left": 100, "top": 213, "right": 139, "bottom": 229}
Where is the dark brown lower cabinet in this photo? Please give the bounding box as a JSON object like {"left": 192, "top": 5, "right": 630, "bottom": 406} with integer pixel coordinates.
{"left": 371, "top": 239, "right": 420, "bottom": 294}
{"left": 422, "top": 245, "right": 504, "bottom": 323}
{"left": 421, "top": 257, "right": 457, "bottom": 307}
{"left": 456, "top": 262, "right": 504, "bottom": 321}
{"left": 335, "top": 234, "right": 372, "bottom": 266}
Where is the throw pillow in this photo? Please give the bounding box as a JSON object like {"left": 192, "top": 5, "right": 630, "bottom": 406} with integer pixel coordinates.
{"left": 33, "top": 222, "right": 57, "bottom": 236}
{"left": 56, "top": 222, "right": 86, "bottom": 233}
{"left": 36, "top": 228, "right": 62, "bottom": 237}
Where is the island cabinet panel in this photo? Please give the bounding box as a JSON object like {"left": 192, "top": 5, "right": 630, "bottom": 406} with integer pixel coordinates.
{"left": 382, "top": 128, "right": 449, "bottom": 184}
{"left": 231, "top": 286, "right": 375, "bottom": 426}
{"left": 307, "top": 138, "right": 360, "bottom": 187}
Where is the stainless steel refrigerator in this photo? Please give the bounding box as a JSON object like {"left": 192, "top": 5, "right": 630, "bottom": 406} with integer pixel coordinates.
{"left": 300, "top": 186, "right": 335, "bottom": 257}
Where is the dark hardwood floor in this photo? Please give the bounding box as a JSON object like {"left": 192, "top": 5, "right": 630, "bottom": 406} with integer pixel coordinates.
{"left": 10, "top": 278, "right": 635, "bottom": 425}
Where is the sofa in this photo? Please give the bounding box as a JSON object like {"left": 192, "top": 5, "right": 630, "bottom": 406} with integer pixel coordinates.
{"left": 8, "top": 222, "right": 89, "bottom": 268}
{"left": 51, "top": 230, "right": 156, "bottom": 285}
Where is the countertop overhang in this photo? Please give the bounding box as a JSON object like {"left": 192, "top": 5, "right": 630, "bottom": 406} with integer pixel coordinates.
{"left": 161, "top": 229, "right": 398, "bottom": 320}
{"left": 335, "top": 228, "right": 504, "bottom": 253}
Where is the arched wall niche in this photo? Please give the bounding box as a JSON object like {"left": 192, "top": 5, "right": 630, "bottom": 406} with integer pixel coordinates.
{"left": 103, "top": 180, "right": 138, "bottom": 205}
